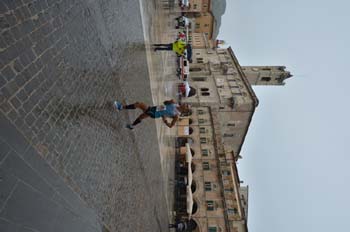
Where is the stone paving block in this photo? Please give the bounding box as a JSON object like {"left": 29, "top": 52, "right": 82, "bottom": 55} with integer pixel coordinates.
{"left": 1, "top": 66, "right": 16, "bottom": 82}
{"left": 0, "top": 181, "right": 61, "bottom": 232}
{"left": 0, "top": 139, "right": 11, "bottom": 162}
{"left": 0, "top": 74, "right": 7, "bottom": 89}
{"left": 0, "top": 218, "right": 18, "bottom": 232}
{"left": 0, "top": 164, "right": 18, "bottom": 210}
{"left": 0, "top": 112, "right": 29, "bottom": 154}
{"left": 1, "top": 151, "right": 56, "bottom": 198}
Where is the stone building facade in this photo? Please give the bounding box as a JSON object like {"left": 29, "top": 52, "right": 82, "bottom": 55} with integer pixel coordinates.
{"left": 174, "top": 46, "right": 291, "bottom": 231}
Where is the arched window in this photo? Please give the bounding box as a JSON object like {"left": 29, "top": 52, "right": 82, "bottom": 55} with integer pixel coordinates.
{"left": 191, "top": 181, "right": 197, "bottom": 193}
{"left": 189, "top": 127, "right": 194, "bottom": 135}
{"left": 190, "top": 148, "right": 195, "bottom": 156}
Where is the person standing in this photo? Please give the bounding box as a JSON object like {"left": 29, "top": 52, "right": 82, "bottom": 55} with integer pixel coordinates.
{"left": 153, "top": 40, "right": 187, "bottom": 56}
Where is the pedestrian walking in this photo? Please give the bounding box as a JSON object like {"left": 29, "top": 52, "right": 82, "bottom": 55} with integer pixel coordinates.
{"left": 114, "top": 99, "right": 191, "bottom": 130}
{"left": 153, "top": 40, "right": 187, "bottom": 56}
{"left": 169, "top": 220, "right": 188, "bottom": 231}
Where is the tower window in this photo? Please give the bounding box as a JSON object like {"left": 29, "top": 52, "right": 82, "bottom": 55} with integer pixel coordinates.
{"left": 224, "top": 133, "right": 235, "bottom": 138}
{"left": 261, "top": 77, "right": 271, "bottom": 81}
{"left": 222, "top": 170, "right": 231, "bottom": 176}
{"left": 201, "top": 88, "right": 209, "bottom": 91}
{"left": 228, "top": 208, "right": 239, "bottom": 215}
{"left": 201, "top": 92, "right": 210, "bottom": 96}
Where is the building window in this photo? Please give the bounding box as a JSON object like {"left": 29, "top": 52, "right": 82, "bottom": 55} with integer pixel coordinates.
{"left": 223, "top": 133, "right": 235, "bottom": 137}
{"left": 202, "top": 149, "right": 209, "bottom": 156}
{"left": 199, "top": 127, "right": 206, "bottom": 134}
{"left": 262, "top": 68, "right": 271, "bottom": 71}
{"left": 201, "top": 88, "right": 209, "bottom": 91}
{"left": 198, "top": 118, "right": 206, "bottom": 124}
{"left": 204, "top": 182, "right": 211, "bottom": 191}
{"left": 224, "top": 188, "right": 234, "bottom": 193}
{"left": 192, "top": 77, "right": 206, "bottom": 81}
{"left": 206, "top": 200, "right": 215, "bottom": 211}
{"left": 204, "top": 24, "right": 209, "bottom": 27}
{"left": 190, "top": 67, "right": 202, "bottom": 72}
{"left": 201, "top": 92, "right": 210, "bottom": 96}
{"left": 227, "top": 123, "right": 235, "bottom": 127}
{"left": 203, "top": 161, "right": 210, "bottom": 170}
{"left": 197, "top": 110, "right": 204, "bottom": 115}
{"left": 261, "top": 77, "right": 271, "bottom": 81}
{"left": 228, "top": 208, "right": 238, "bottom": 215}
{"left": 208, "top": 227, "right": 217, "bottom": 232}
{"left": 222, "top": 170, "right": 231, "bottom": 176}
{"left": 193, "top": 4, "right": 197, "bottom": 9}
{"left": 195, "top": 23, "right": 200, "bottom": 29}
{"left": 200, "top": 137, "right": 207, "bottom": 144}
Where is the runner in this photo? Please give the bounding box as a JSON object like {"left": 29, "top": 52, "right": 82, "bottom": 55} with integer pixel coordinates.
{"left": 114, "top": 100, "right": 191, "bottom": 130}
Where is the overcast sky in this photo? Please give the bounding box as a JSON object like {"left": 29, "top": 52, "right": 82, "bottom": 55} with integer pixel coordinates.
{"left": 219, "top": 1, "right": 350, "bottom": 231}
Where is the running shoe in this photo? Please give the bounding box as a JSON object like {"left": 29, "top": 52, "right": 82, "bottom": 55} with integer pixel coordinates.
{"left": 114, "top": 101, "right": 123, "bottom": 110}
{"left": 126, "top": 124, "right": 134, "bottom": 130}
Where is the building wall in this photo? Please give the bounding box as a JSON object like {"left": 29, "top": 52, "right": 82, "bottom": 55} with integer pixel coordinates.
{"left": 202, "top": 0, "right": 210, "bottom": 12}
{"left": 194, "top": 13, "right": 214, "bottom": 39}
{"left": 175, "top": 47, "right": 258, "bottom": 231}
{"left": 177, "top": 106, "right": 247, "bottom": 232}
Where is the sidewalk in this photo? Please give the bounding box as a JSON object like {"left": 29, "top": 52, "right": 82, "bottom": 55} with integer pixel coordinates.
{"left": 140, "top": 0, "right": 183, "bottom": 224}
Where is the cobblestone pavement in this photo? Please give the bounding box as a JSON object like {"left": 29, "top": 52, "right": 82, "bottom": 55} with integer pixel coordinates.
{"left": 0, "top": 0, "right": 172, "bottom": 231}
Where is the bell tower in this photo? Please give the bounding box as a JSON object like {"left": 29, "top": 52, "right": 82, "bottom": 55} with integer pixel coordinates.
{"left": 242, "top": 66, "right": 292, "bottom": 86}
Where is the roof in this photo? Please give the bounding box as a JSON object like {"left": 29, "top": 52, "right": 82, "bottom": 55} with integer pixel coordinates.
{"left": 227, "top": 47, "right": 259, "bottom": 158}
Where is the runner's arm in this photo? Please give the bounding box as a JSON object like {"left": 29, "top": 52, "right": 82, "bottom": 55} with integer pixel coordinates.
{"left": 162, "top": 115, "right": 178, "bottom": 128}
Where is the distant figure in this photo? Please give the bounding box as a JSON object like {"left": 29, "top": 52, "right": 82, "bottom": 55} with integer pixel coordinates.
{"left": 114, "top": 99, "right": 191, "bottom": 130}
{"left": 153, "top": 40, "right": 187, "bottom": 56}
{"left": 169, "top": 220, "right": 188, "bottom": 231}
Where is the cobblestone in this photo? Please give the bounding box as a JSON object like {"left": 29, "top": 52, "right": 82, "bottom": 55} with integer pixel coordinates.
{"left": 1, "top": 0, "right": 169, "bottom": 231}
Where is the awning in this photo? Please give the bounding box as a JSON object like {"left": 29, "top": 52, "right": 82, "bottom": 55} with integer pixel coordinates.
{"left": 183, "top": 126, "right": 190, "bottom": 135}
{"left": 187, "top": 164, "right": 192, "bottom": 187}
{"left": 185, "top": 143, "right": 192, "bottom": 163}
{"left": 186, "top": 186, "right": 193, "bottom": 215}
{"left": 184, "top": 81, "right": 191, "bottom": 97}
